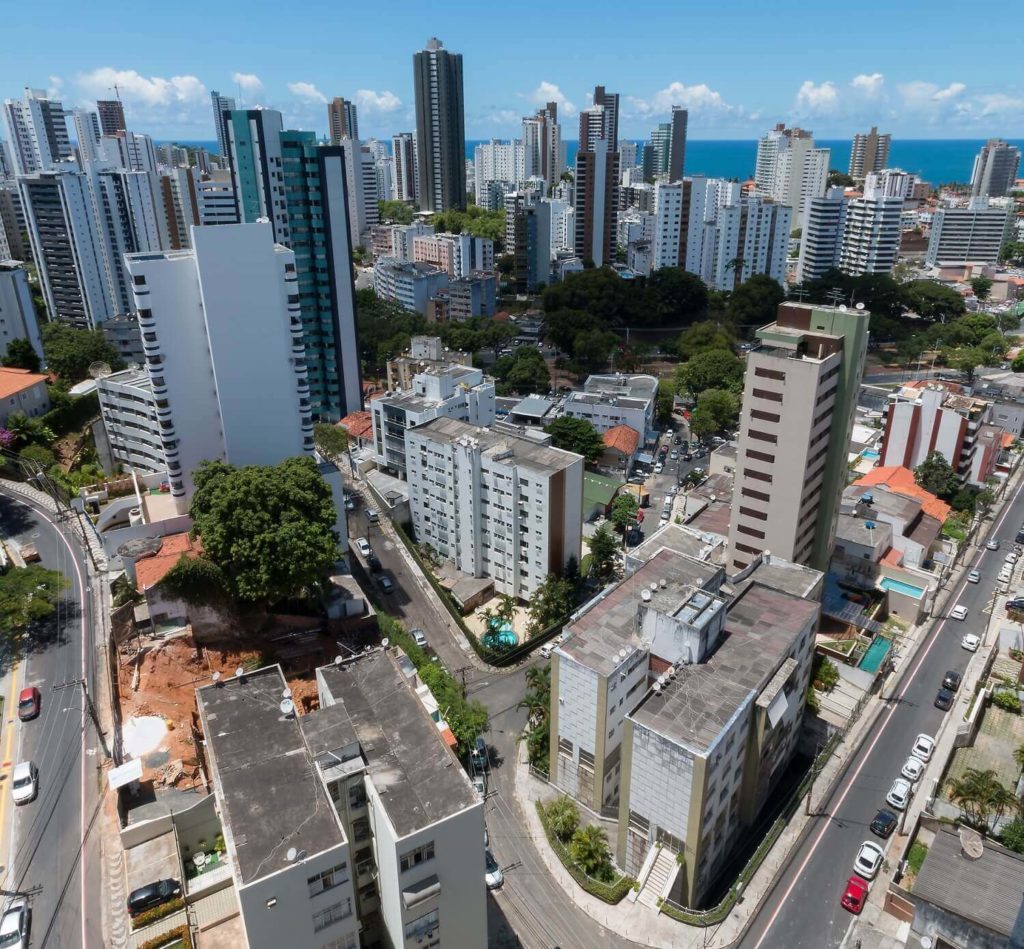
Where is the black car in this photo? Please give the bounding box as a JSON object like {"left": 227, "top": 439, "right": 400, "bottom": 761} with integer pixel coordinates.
{"left": 367, "top": 552, "right": 383, "bottom": 573}
{"left": 935, "top": 687, "right": 955, "bottom": 711}
{"left": 1016, "top": 530, "right": 1024, "bottom": 544}
{"left": 869, "top": 808, "right": 898, "bottom": 839}
{"left": 1008, "top": 597, "right": 1024, "bottom": 612}
{"left": 942, "top": 670, "right": 963, "bottom": 692}
{"left": 127, "top": 879, "right": 181, "bottom": 917}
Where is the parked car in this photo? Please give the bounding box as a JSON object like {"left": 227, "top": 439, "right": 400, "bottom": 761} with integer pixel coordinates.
{"left": 365, "top": 508, "right": 380, "bottom": 523}
{"left": 0, "top": 897, "right": 30, "bottom": 949}
{"left": 17, "top": 687, "right": 40, "bottom": 722}
{"left": 949, "top": 605, "right": 968, "bottom": 620}
{"left": 987, "top": 538, "right": 1001, "bottom": 550}
{"left": 377, "top": 575, "right": 395, "bottom": 594}
{"left": 343, "top": 495, "right": 356, "bottom": 512}
{"left": 411, "top": 628, "right": 428, "bottom": 649}
{"left": 911, "top": 734, "right": 935, "bottom": 763}
{"left": 673, "top": 436, "right": 682, "bottom": 445}
{"left": 1007, "top": 597, "right": 1024, "bottom": 612}
{"left": 999, "top": 569, "right": 1012, "bottom": 584}
{"left": 885, "top": 777, "right": 912, "bottom": 811}
{"left": 901, "top": 756, "right": 925, "bottom": 782}
{"left": 942, "top": 670, "right": 962, "bottom": 692}
{"left": 1007, "top": 552, "right": 1020, "bottom": 565}
{"left": 539, "top": 641, "right": 556, "bottom": 659}
{"left": 126, "top": 879, "right": 182, "bottom": 917}
{"left": 869, "top": 809, "right": 898, "bottom": 838}
{"left": 840, "top": 875, "right": 870, "bottom": 914}
{"left": 472, "top": 773, "right": 487, "bottom": 798}
{"left": 853, "top": 840, "right": 885, "bottom": 879}
{"left": 484, "top": 849, "right": 504, "bottom": 889}
{"left": 967, "top": 570, "right": 981, "bottom": 584}
{"left": 355, "top": 537, "right": 371, "bottom": 558}
{"left": 934, "top": 687, "right": 955, "bottom": 711}
{"left": 654, "top": 463, "right": 664, "bottom": 474}
{"left": 10, "top": 762, "right": 37, "bottom": 805}
{"left": 366, "top": 552, "right": 382, "bottom": 573}
{"left": 670, "top": 450, "right": 679, "bottom": 460}
{"left": 961, "top": 633, "right": 981, "bottom": 652}
{"left": 1016, "top": 531, "right": 1024, "bottom": 545}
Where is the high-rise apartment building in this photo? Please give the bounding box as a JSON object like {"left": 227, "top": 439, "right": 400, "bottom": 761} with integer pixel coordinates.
{"left": 838, "top": 185, "right": 904, "bottom": 276}
{"left": 412, "top": 37, "right": 466, "bottom": 212}
{"left": 926, "top": 198, "right": 1013, "bottom": 266}
{"left": 849, "top": 126, "right": 891, "bottom": 179}
{"left": 0, "top": 186, "right": 28, "bottom": 261}
{"left": 391, "top": 132, "right": 417, "bottom": 203}
{"left": 125, "top": 223, "right": 315, "bottom": 512}
{"left": 647, "top": 107, "right": 687, "bottom": 180}
{"left": 209, "top": 90, "right": 236, "bottom": 158}
{"left": 70, "top": 109, "right": 101, "bottom": 162}
{"left": 340, "top": 140, "right": 380, "bottom": 249}
{"left": 522, "top": 102, "right": 563, "bottom": 191}
{"left": 795, "top": 188, "right": 847, "bottom": 284}
{"left": 971, "top": 139, "right": 1021, "bottom": 198}
{"left": 0, "top": 261, "right": 43, "bottom": 364}
{"left": 755, "top": 125, "right": 827, "bottom": 219}
{"left": 96, "top": 99, "right": 126, "bottom": 136}
{"left": 728, "top": 302, "right": 869, "bottom": 572}
{"left": 574, "top": 130, "right": 619, "bottom": 268}
{"left": 225, "top": 109, "right": 289, "bottom": 241}
{"left": 473, "top": 139, "right": 525, "bottom": 205}
{"left": 2, "top": 88, "right": 71, "bottom": 175}
{"left": 592, "top": 85, "right": 619, "bottom": 150}
{"left": 327, "top": 96, "right": 359, "bottom": 144}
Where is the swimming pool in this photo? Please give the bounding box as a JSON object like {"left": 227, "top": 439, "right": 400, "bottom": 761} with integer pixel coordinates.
{"left": 483, "top": 618, "right": 518, "bottom": 649}
{"left": 861, "top": 449, "right": 880, "bottom": 460}
{"left": 858, "top": 635, "right": 892, "bottom": 674}
{"left": 879, "top": 577, "right": 926, "bottom": 598}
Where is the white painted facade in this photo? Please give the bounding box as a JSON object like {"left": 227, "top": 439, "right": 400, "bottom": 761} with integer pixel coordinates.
{"left": 925, "top": 199, "right": 1012, "bottom": 266}
{"left": 196, "top": 174, "right": 239, "bottom": 225}
{"left": 95, "top": 368, "right": 165, "bottom": 475}
{"left": 796, "top": 188, "right": 847, "bottom": 283}
{"left": 373, "top": 257, "right": 449, "bottom": 314}
{"left": 2, "top": 88, "right": 71, "bottom": 176}
{"left": 0, "top": 261, "right": 43, "bottom": 363}
{"left": 839, "top": 191, "right": 904, "bottom": 276}
{"left": 473, "top": 139, "right": 525, "bottom": 205}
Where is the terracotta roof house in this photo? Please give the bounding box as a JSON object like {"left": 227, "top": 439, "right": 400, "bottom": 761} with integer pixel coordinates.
{"left": 600, "top": 423, "right": 641, "bottom": 471}
{"left": 0, "top": 367, "right": 50, "bottom": 427}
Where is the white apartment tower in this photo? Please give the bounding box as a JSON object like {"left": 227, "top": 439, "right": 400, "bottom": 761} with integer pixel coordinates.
{"left": 796, "top": 188, "right": 847, "bottom": 284}
{"left": 209, "top": 90, "right": 236, "bottom": 158}
{"left": 0, "top": 261, "right": 43, "bottom": 364}
{"left": 971, "top": 139, "right": 1021, "bottom": 198}
{"left": 2, "top": 88, "right": 71, "bottom": 176}
{"left": 838, "top": 186, "right": 904, "bottom": 276}
{"left": 125, "top": 223, "right": 314, "bottom": 513}
{"left": 926, "top": 198, "right": 1013, "bottom": 266}
{"left": 342, "top": 140, "right": 380, "bottom": 249}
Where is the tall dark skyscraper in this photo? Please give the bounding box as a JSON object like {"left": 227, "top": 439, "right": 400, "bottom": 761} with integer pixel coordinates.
{"left": 96, "top": 99, "right": 126, "bottom": 136}
{"left": 327, "top": 97, "right": 359, "bottom": 144}
{"left": 667, "top": 106, "right": 688, "bottom": 181}
{"left": 592, "top": 85, "right": 619, "bottom": 151}
{"left": 413, "top": 37, "right": 466, "bottom": 212}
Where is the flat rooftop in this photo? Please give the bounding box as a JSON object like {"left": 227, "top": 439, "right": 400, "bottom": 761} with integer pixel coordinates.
{"left": 318, "top": 651, "right": 478, "bottom": 839}
{"left": 560, "top": 549, "right": 721, "bottom": 677}
{"left": 583, "top": 373, "right": 658, "bottom": 400}
{"left": 836, "top": 513, "right": 892, "bottom": 548}
{"left": 511, "top": 394, "right": 556, "bottom": 418}
{"left": 99, "top": 367, "right": 152, "bottom": 390}
{"left": 196, "top": 666, "right": 344, "bottom": 886}
{"left": 731, "top": 554, "right": 823, "bottom": 601}
{"left": 631, "top": 581, "right": 819, "bottom": 753}
{"left": 628, "top": 523, "right": 719, "bottom": 565}
{"left": 411, "top": 416, "right": 581, "bottom": 476}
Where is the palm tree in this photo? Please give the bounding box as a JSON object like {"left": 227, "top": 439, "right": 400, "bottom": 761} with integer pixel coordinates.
{"left": 546, "top": 796, "right": 580, "bottom": 843}
{"left": 525, "top": 664, "right": 551, "bottom": 696}
{"left": 570, "top": 824, "right": 611, "bottom": 876}
{"left": 497, "top": 594, "right": 517, "bottom": 625}
{"left": 949, "top": 768, "right": 1017, "bottom": 831}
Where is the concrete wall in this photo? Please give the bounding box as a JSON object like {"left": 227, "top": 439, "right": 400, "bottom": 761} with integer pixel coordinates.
{"left": 911, "top": 899, "right": 1010, "bottom": 949}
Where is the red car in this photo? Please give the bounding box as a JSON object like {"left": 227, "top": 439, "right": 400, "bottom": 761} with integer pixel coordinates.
{"left": 18, "top": 687, "right": 41, "bottom": 721}
{"left": 840, "top": 875, "right": 870, "bottom": 914}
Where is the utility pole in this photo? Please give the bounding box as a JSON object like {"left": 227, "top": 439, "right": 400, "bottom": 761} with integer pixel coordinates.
{"left": 54, "top": 677, "right": 111, "bottom": 759}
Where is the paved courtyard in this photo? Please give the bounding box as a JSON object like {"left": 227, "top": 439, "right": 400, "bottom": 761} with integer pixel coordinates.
{"left": 942, "top": 705, "right": 1024, "bottom": 798}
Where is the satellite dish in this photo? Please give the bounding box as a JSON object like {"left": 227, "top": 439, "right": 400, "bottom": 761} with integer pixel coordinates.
{"left": 334, "top": 655, "right": 344, "bottom": 666}
{"left": 286, "top": 848, "right": 297, "bottom": 862}
{"left": 282, "top": 688, "right": 292, "bottom": 700}
{"left": 211, "top": 671, "right": 221, "bottom": 683}
{"left": 235, "top": 667, "right": 245, "bottom": 678}
{"left": 88, "top": 361, "right": 112, "bottom": 379}
{"left": 280, "top": 698, "right": 295, "bottom": 717}
{"left": 381, "top": 637, "right": 390, "bottom": 648}
{"left": 855, "top": 302, "right": 865, "bottom": 310}
{"left": 838, "top": 304, "right": 848, "bottom": 312}
{"left": 959, "top": 826, "right": 984, "bottom": 859}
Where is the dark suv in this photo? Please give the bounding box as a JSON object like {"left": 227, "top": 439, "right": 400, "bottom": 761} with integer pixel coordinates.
{"left": 127, "top": 879, "right": 181, "bottom": 917}
{"left": 942, "top": 670, "right": 963, "bottom": 692}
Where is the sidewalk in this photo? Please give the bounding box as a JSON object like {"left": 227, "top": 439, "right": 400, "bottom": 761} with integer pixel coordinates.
{"left": 509, "top": 457, "right": 1024, "bottom": 949}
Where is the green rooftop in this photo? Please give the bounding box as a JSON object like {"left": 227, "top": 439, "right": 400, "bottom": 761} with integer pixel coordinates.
{"left": 583, "top": 472, "right": 623, "bottom": 513}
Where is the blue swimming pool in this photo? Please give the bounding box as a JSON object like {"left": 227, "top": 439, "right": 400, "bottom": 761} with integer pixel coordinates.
{"left": 861, "top": 449, "right": 880, "bottom": 460}
{"left": 858, "top": 635, "right": 892, "bottom": 674}
{"left": 879, "top": 577, "right": 926, "bottom": 598}
{"left": 483, "top": 619, "right": 518, "bottom": 649}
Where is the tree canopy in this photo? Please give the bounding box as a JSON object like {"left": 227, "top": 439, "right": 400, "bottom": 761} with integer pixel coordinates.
{"left": 189, "top": 457, "right": 340, "bottom": 605}
{"left": 586, "top": 523, "right": 619, "bottom": 580}
{"left": 827, "top": 170, "right": 856, "bottom": 188}
{"left": 543, "top": 417, "right": 604, "bottom": 462}
{"left": 491, "top": 346, "right": 551, "bottom": 395}
{"left": 690, "top": 388, "right": 740, "bottom": 438}
{"left": 0, "top": 564, "right": 66, "bottom": 634}
{"left": 725, "top": 274, "right": 785, "bottom": 329}
{"left": 527, "top": 573, "right": 576, "bottom": 637}
{"left": 913, "top": 451, "right": 958, "bottom": 498}
{"left": 313, "top": 423, "right": 348, "bottom": 461}
{"left": 900, "top": 280, "right": 966, "bottom": 322}
{"left": 40, "top": 323, "right": 124, "bottom": 383}
{"left": 377, "top": 199, "right": 414, "bottom": 224}
{"left": 969, "top": 276, "right": 993, "bottom": 302}
{"left": 1, "top": 338, "right": 41, "bottom": 373}
{"left": 677, "top": 321, "right": 735, "bottom": 361}
{"left": 609, "top": 494, "right": 640, "bottom": 536}
{"left": 430, "top": 205, "right": 505, "bottom": 248}
{"left": 676, "top": 348, "right": 744, "bottom": 397}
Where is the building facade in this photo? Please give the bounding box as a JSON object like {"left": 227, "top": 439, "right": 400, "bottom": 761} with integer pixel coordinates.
{"left": 838, "top": 189, "right": 904, "bottom": 276}
{"left": 95, "top": 368, "right": 165, "bottom": 474}
{"left": 209, "top": 90, "right": 236, "bottom": 159}
{"left": 2, "top": 88, "right": 71, "bottom": 176}
{"left": 327, "top": 97, "right": 359, "bottom": 144}
{"left": 413, "top": 38, "right": 466, "bottom": 212}
{"left": 971, "top": 139, "right": 1021, "bottom": 198}
{"left": 0, "top": 261, "right": 43, "bottom": 364}
{"left": 563, "top": 374, "right": 658, "bottom": 440}
{"left": 574, "top": 138, "right": 619, "bottom": 268}
{"left": 374, "top": 257, "right": 449, "bottom": 313}
{"left": 849, "top": 126, "right": 891, "bottom": 179}
{"left": 925, "top": 198, "right": 1012, "bottom": 266}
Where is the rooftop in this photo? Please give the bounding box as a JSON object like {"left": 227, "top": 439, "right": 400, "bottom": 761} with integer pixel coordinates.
{"left": 628, "top": 523, "right": 721, "bottom": 565}
{"left": 338, "top": 411, "right": 373, "bottom": 442}
{"left": 317, "top": 651, "right": 478, "bottom": 838}
{"left": 631, "top": 581, "right": 819, "bottom": 753}
{"left": 0, "top": 366, "right": 47, "bottom": 400}
{"left": 196, "top": 666, "right": 344, "bottom": 885}
{"left": 845, "top": 484, "right": 923, "bottom": 524}
{"left": 510, "top": 394, "right": 556, "bottom": 419}
{"left": 98, "top": 367, "right": 152, "bottom": 390}
{"left": 853, "top": 466, "right": 952, "bottom": 521}
{"left": 836, "top": 513, "right": 892, "bottom": 549}
{"left": 913, "top": 826, "right": 1024, "bottom": 939}
{"left": 603, "top": 424, "right": 641, "bottom": 456}
{"left": 583, "top": 373, "right": 658, "bottom": 402}
{"left": 728, "top": 552, "right": 824, "bottom": 600}
{"left": 583, "top": 471, "right": 623, "bottom": 510}
{"left": 134, "top": 532, "right": 203, "bottom": 592}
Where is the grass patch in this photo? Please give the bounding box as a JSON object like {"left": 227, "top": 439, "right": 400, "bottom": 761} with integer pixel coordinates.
{"left": 137, "top": 927, "right": 193, "bottom": 949}
{"left": 907, "top": 841, "right": 928, "bottom": 876}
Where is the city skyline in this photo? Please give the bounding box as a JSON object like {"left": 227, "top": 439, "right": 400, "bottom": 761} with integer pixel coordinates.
{"left": 2, "top": 0, "right": 1022, "bottom": 142}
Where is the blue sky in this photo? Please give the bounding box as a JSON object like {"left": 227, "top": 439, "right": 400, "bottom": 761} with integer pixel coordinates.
{"left": 3, "top": 0, "right": 1022, "bottom": 142}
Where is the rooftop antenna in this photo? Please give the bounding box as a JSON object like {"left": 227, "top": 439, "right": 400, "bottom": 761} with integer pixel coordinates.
{"left": 825, "top": 288, "right": 844, "bottom": 309}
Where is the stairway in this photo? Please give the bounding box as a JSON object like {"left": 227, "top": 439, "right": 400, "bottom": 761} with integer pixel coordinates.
{"left": 637, "top": 845, "right": 680, "bottom": 908}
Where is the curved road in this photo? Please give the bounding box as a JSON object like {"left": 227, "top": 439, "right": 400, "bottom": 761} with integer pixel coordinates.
{"left": 0, "top": 490, "right": 102, "bottom": 947}
{"left": 738, "top": 476, "right": 1024, "bottom": 949}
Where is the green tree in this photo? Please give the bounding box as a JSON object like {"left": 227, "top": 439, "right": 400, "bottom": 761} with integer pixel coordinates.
{"left": 642, "top": 268, "right": 709, "bottom": 326}
{"left": 418, "top": 661, "right": 489, "bottom": 753}
{"left": 545, "top": 309, "right": 597, "bottom": 354}
{"left": 569, "top": 824, "right": 611, "bottom": 876}
{"left": 542, "top": 267, "right": 633, "bottom": 327}
{"left": 970, "top": 276, "right": 993, "bottom": 302}
{"left": 944, "top": 346, "right": 987, "bottom": 382}
{"left": 546, "top": 797, "right": 581, "bottom": 843}
{"left": 914, "top": 451, "right": 958, "bottom": 498}
{"left": 827, "top": 170, "right": 855, "bottom": 188}
{"left": 4, "top": 412, "right": 55, "bottom": 449}
{"left": 947, "top": 768, "right": 1019, "bottom": 832}
{"left": 1001, "top": 818, "right": 1024, "bottom": 854}
{"left": 655, "top": 380, "right": 676, "bottom": 426}
{"left": 900, "top": 280, "right": 966, "bottom": 322}
{"left": 543, "top": 417, "right": 605, "bottom": 462}
{"left": 676, "top": 348, "right": 744, "bottom": 397}
{"left": 18, "top": 443, "right": 56, "bottom": 468}
{"left": 189, "top": 457, "right": 339, "bottom": 605}
{"left": 609, "top": 494, "right": 640, "bottom": 539}
{"left": 377, "top": 199, "right": 413, "bottom": 224}
{"left": 313, "top": 423, "right": 348, "bottom": 461}
{"left": 0, "top": 564, "right": 67, "bottom": 633}
{"left": 677, "top": 320, "right": 735, "bottom": 361}
{"left": 999, "top": 241, "right": 1024, "bottom": 265}
{"left": 690, "top": 388, "right": 739, "bottom": 439}
{"left": 570, "top": 329, "right": 619, "bottom": 374}
{"left": 355, "top": 288, "right": 428, "bottom": 374}
{"left": 492, "top": 346, "right": 551, "bottom": 395}
{"left": 160, "top": 555, "right": 231, "bottom": 606}
{"left": 527, "top": 573, "right": 576, "bottom": 636}
{"left": 1, "top": 338, "right": 41, "bottom": 373}
{"left": 39, "top": 323, "right": 124, "bottom": 383}
{"left": 1013, "top": 354, "right": 1024, "bottom": 374}
{"left": 727, "top": 274, "right": 784, "bottom": 328}
{"left": 586, "top": 524, "right": 619, "bottom": 580}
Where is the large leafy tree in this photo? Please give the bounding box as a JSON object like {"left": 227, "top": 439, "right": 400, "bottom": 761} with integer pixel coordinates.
{"left": 677, "top": 320, "right": 735, "bottom": 361}
{"left": 570, "top": 329, "right": 619, "bottom": 375}
{"left": 913, "top": 451, "right": 958, "bottom": 498}
{"left": 0, "top": 564, "right": 66, "bottom": 633}
{"left": 970, "top": 276, "right": 993, "bottom": 302}
{"left": 526, "top": 573, "right": 576, "bottom": 637}
{"left": 676, "top": 348, "right": 744, "bottom": 397}
{"left": 642, "top": 267, "right": 709, "bottom": 326}
{"left": 40, "top": 323, "right": 124, "bottom": 383}
{"left": 900, "top": 280, "right": 966, "bottom": 322}
{"left": 377, "top": 199, "right": 413, "bottom": 224}
{"left": 690, "top": 388, "right": 740, "bottom": 438}
{"left": 726, "top": 274, "right": 785, "bottom": 328}
{"left": 355, "top": 288, "right": 428, "bottom": 374}
{"left": 189, "top": 457, "right": 340, "bottom": 605}
{"left": 313, "top": 423, "right": 348, "bottom": 461}
{"left": 586, "top": 523, "right": 619, "bottom": 580}
{"left": 543, "top": 417, "right": 604, "bottom": 462}
{"left": 1, "top": 338, "right": 41, "bottom": 373}
{"left": 545, "top": 309, "right": 596, "bottom": 355}
{"left": 609, "top": 494, "right": 640, "bottom": 538}
{"left": 542, "top": 267, "right": 633, "bottom": 327}
{"left": 492, "top": 346, "right": 551, "bottom": 395}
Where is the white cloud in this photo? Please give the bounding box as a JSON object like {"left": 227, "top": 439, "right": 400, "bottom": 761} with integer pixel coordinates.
{"left": 933, "top": 82, "right": 966, "bottom": 101}
{"left": 288, "top": 81, "right": 327, "bottom": 104}
{"left": 74, "top": 67, "right": 206, "bottom": 105}
{"left": 353, "top": 89, "right": 402, "bottom": 114}
{"left": 232, "top": 72, "right": 263, "bottom": 93}
{"left": 627, "top": 81, "right": 741, "bottom": 119}
{"left": 528, "top": 81, "right": 576, "bottom": 117}
{"left": 975, "top": 92, "right": 1024, "bottom": 116}
{"left": 795, "top": 80, "right": 840, "bottom": 114}
{"left": 851, "top": 73, "right": 884, "bottom": 98}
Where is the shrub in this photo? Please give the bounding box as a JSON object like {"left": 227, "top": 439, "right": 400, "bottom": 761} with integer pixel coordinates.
{"left": 545, "top": 797, "right": 580, "bottom": 842}
{"left": 130, "top": 896, "right": 184, "bottom": 930}
{"left": 1001, "top": 818, "right": 1024, "bottom": 854}
{"left": 907, "top": 841, "right": 928, "bottom": 876}
{"left": 812, "top": 655, "right": 840, "bottom": 693}
{"left": 137, "top": 926, "right": 193, "bottom": 949}
{"left": 992, "top": 690, "right": 1022, "bottom": 714}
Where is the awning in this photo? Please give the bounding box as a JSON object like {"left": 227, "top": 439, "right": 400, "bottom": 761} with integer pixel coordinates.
{"left": 402, "top": 873, "right": 441, "bottom": 909}
{"left": 636, "top": 452, "right": 655, "bottom": 464}
{"left": 766, "top": 690, "right": 789, "bottom": 729}
{"left": 108, "top": 758, "right": 143, "bottom": 790}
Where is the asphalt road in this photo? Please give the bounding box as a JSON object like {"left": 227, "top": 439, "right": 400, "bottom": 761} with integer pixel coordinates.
{"left": 738, "top": 478, "right": 1024, "bottom": 949}
{"left": 0, "top": 491, "right": 102, "bottom": 948}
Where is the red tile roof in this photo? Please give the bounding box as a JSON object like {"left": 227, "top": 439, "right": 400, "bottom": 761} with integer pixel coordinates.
{"left": 135, "top": 532, "right": 203, "bottom": 592}
{"left": 854, "top": 466, "right": 952, "bottom": 522}
{"left": 0, "top": 367, "right": 48, "bottom": 400}
{"left": 338, "top": 411, "right": 373, "bottom": 441}
{"left": 602, "top": 424, "right": 640, "bottom": 456}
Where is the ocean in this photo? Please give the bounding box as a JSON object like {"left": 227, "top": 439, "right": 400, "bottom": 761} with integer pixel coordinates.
{"left": 164, "top": 138, "right": 1024, "bottom": 187}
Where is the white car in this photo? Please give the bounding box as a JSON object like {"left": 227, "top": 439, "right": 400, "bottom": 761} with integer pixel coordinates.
{"left": 472, "top": 774, "right": 487, "bottom": 798}
{"left": 539, "top": 641, "right": 556, "bottom": 659}
{"left": 967, "top": 570, "right": 981, "bottom": 584}
{"left": 1006, "top": 552, "right": 1019, "bottom": 565}
{"left": 853, "top": 840, "right": 885, "bottom": 880}
{"left": 950, "top": 605, "right": 968, "bottom": 621}
{"left": 410, "top": 628, "right": 428, "bottom": 648}
{"left": 961, "top": 633, "right": 981, "bottom": 652}
{"left": 886, "top": 777, "right": 912, "bottom": 811}
{"left": 901, "top": 756, "right": 925, "bottom": 782}
{"left": 10, "top": 761, "right": 37, "bottom": 805}
{"left": 654, "top": 463, "right": 664, "bottom": 474}
{"left": 987, "top": 538, "right": 1001, "bottom": 551}
{"left": 0, "top": 897, "right": 29, "bottom": 949}
{"left": 355, "top": 537, "right": 371, "bottom": 558}
{"left": 911, "top": 733, "right": 935, "bottom": 763}
{"left": 999, "top": 570, "right": 1012, "bottom": 584}
{"left": 484, "top": 848, "right": 504, "bottom": 889}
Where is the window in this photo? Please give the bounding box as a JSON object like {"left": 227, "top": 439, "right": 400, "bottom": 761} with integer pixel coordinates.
{"left": 754, "top": 367, "right": 785, "bottom": 382}
{"left": 745, "top": 468, "right": 773, "bottom": 483}
{"left": 751, "top": 387, "right": 783, "bottom": 403}
{"left": 746, "top": 449, "right": 775, "bottom": 464}
{"left": 405, "top": 909, "right": 439, "bottom": 941}
{"left": 312, "top": 899, "right": 353, "bottom": 933}
{"left": 132, "top": 275, "right": 146, "bottom": 286}
{"left": 737, "top": 524, "right": 765, "bottom": 539}
{"left": 578, "top": 748, "right": 595, "bottom": 769}
{"left": 741, "top": 486, "right": 770, "bottom": 502}
{"left": 558, "top": 737, "right": 573, "bottom": 756}
{"left": 748, "top": 429, "right": 778, "bottom": 444}
{"left": 738, "top": 506, "right": 767, "bottom": 521}
{"left": 750, "top": 409, "right": 780, "bottom": 424}
{"left": 400, "top": 841, "right": 435, "bottom": 873}
{"left": 308, "top": 862, "right": 349, "bottom": 897}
